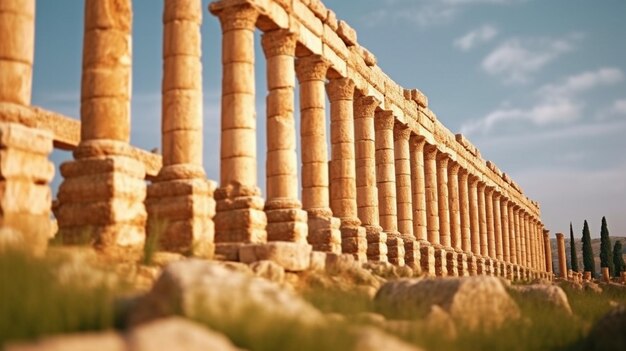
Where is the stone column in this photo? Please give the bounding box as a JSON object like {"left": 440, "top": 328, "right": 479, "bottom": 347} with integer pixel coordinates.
{"left": 210, "top": 4, "right": 266, "bottom": 259}
{"left": 493, "top": 192, "right": 503, "bottom": 276}
{"left": 469, "top": 175, "right": 482, "bottom": 275}
{"left": 146, "top": 0, "right": 215, "bottom": 257}
{"left": 0, "top": 0, "right": 34, "bottom": 105}
{"left": 477, "top": 181, "right": 488, "bottom": 274}
{"left": 260, "top": 30, "right": 313, "bottom": 265}
{"left": 458, "top": 168, "right": 471, "bottom": 275}
{"left": 508, "top": 202, "right": 517, "bottom": 266}
{"left": 0, "top": 0, "right": 54, "bottom": 254}
{"left": 394, "top": 123, "right": 418, "bottom": 267}
{"left": 424, "top": 144, "right": 444, "bottom": 276}
{"left": 327, "top": 78, "right": 365, "bottom": 260}
{"left": 375, "top": 111, "right": 404, "bottom": 266}
{"left": 543, "top": 230, "right": 552, "bottom": 276}
{"left": 56, "top": 0, "right": 147, "bottom": 257}
{"left": 515, "top": 207, "right": 524, "bottom": 268}
{"left": 296, "top": 55, "right": 341, "bottom": 254}
{"left": 485, "top": 186, "right": 495, "bottom": 275}
{"left": 500, "top": 197, "right": 511, "bottom": 277}
{"left": 448, "top": 161, "right": 465, "bottom": 276}
{"left": 556, "top": 232, "right": 567, "bottom": 278}
{"left": 410, "top": 135, "right": 434, "bottom": 275}
{"left": 437, "top": 152, "right": 456, "bottom": 276}
{"left": 524, "top": 212, "right": 532, "bottom": 271}
{"left": 354, "top": 95, "right": 387, "bottom": 262}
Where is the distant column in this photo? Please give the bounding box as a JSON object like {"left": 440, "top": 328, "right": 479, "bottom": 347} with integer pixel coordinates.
{"left": 485, "top": 187, "right": 495, "bottom": 260}
{"left": 424, "top": 144, "right": 440, "bottom": 246}
{"left": 469, "top": 176, "right": 481, "bottom": 255}
{"left": 394, "top": 123, "right": 418, "bottom": 267}
{"left": 437, "top": 151, "right": 456, "bottom": 276}
{"left": 477, "top": 182, "right": 488, "bottom": 257}
{"left": 375, "top": 111, "right": 404, "bottom": 266}
{"left": 508, "top": 202, "right": 517, "bottom": 266}
{"left": 327, "top": 77, "right": 366, "bottom": 260}
{"left": 448, "top": 162, "right": 462, "bottom": 252}
{"left": 556, "top": 232, "right": 567, "bottom": 278}
{"left": 544, "top": 229, "right": 553, "bottom": 275}
{"left": 501, "top": 197, "right": 510, "bottom": 263}
{"left": 354, "top": 95, "right": 387, "bottom": 262}
{"left": 493, "top": 192, "right": 503, "bottom": 262}
{"left": 410, "top": 135, "right": 434, "bottom": 275}
{"left": 459, "top": 168, "right": 471, "bottom": 254}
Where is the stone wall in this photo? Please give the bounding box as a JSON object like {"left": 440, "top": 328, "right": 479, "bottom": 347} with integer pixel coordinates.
{"left": 0, "top": 0, "right": 550, "bottom": 280}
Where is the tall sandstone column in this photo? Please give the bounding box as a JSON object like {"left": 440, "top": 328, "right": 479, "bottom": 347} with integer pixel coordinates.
{"left": 515, "top": 207, "right": 524, "bottom": 268}
{"left": 394, "top": 124, "right": 419, "bottom": 267}
{"left": 524, "top": 213, "right": 532, "bottom": 271}
{"left": 0, "top": 0, "right": 54, "bottom": 254}
{"left": 493, "top": 192, "right": 503, "bottom": 276}
{"left": 508, "top": 202, "right": 517, "bottom": 266}
{"left": 458, "top": 168, "right": 472, "bottom": 275}
{"left": 469, "top": 175, "right": 482, "bottom": 275}
{"left": 424, "top": 144, "right": 444, "bottom": 275}
{"left": 262, "top": 30, "right": 309, "bottom": 249}
{"left": 57, "top": 0, "right": 147, "bottom": 257}
{"left": 296, "top": 55, "right": 341, "bottom": 253}
{"left": 500, "top": 197, "right": 511, "bottom": 277}
{"left": 375, "top": 111, "right": 404, "bottom": 266}
{"left": 437, "top": 152, "right": 456, "bottom": 276}
{"left": 556, "top": 232, "right": 567, "bottom": 278}
{"left": 146, "top": 0, "right": 215, "bottom": 257}
{"left": 410, "top": 135, "right": 434, "bottom": 274}
{"left": 211, "top": 4, "right": 266, "bottom": 258}
{"left": 327, "top": 78, "right": 366, "bottom": 260}
{"left": 477, "top": 181, "right": 488, "bottom": 274}
{"left": 544, "top": 229, "right": 553, "bottom": 276}
{"left": 448, "top": 161, "right": 466, "bottom": 276}
{"left": 354, "top": 95, "right": 387, "bottom": 261}
{"left": 485, "top": 187, "right": 495, "bottom": 275}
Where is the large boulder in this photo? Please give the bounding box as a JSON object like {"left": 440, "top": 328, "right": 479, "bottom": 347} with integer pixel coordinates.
{"left": 350, "top": 326, "right": 425, "bottom": 351}
{"left": 509, "top": 284, "right": 572, "bottom": 314}
{"left": 374, "top": 276, "right": 520, "bottom": 331}
{"left": 129, "top": 260, "right": 323, "bottom": 329}
{"left": 583, "top": 306, "right": 626, "bottom": 351}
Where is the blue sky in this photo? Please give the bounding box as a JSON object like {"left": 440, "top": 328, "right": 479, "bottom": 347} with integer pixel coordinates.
{"left": 33, "top": 0, "right": 626, "bottom": 238}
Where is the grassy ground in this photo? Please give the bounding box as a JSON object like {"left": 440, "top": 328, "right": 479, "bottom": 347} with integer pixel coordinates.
{"left": 1, "top": 249, "right": 625, "bottom": 350}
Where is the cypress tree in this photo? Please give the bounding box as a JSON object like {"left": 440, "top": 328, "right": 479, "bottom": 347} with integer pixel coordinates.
{"left": 569, "top": 222, "right": 579, "bottom": 272}
{"left": 613, "top": 241, "right": 625, "bottom": 278}
{"left": 599, "top": 216, "right": 614, "bottom": 275}
{"left": 581, "top": 220, "right": 595, "bottom": 277}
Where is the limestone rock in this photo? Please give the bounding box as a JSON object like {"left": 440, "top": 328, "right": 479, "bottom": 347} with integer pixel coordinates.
{"left": 239, "top": 241, "right": 312, "bottom": 271}
{"left": 584, "top": 306, "right": 626, "bottom": 351}
{"left": 249, "top": 259, "right": 285, "bottom": 283}
{"left": 350, "top": 326, "right": 424, "bottom": 351}
{"left": 127, "top": 317, "right": 241, "bottom": 351}
{"left": 510, "top": 284, "right": 572, "bottom": 314}
{"left": 584, "top": 281, "right": 603, "bottom": 294}
{"left": 129, "top": 260, "right": 323, "bottom": 328}
{"left": 374, "top": 276, "right": 520, "bottom": 331}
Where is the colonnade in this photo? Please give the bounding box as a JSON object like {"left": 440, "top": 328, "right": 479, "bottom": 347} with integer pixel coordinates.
{"left": 0, "top": 0, "right": 551, "bottom": 279}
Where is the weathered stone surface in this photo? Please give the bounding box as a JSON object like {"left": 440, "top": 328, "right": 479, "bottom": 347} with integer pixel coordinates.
{"left": 239, "top": 241, "right": 312, "bottom": 271}
{"left": 249, "top": 259, "right": 286, "bottom": 283}
{"left": 350, "top": 326, "right": 424, "bottom": 351}
{"left": 129, "top": 260, "right": 323, "bottom": 327}
{"left": 509, "top": 284, "right": 572, "bottom": 314}
{"left": 374, "top": 276, "right": 520, "bottom": 331}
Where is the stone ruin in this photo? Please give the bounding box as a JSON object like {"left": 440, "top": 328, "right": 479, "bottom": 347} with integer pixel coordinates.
{"left": 0, "top": 0, "right": 554, "bottom": 281}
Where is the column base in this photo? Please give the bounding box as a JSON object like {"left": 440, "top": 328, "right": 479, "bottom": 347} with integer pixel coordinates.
{"left": 419, "top": 241, "right": 435, "bottom": 276}
{"left": 146, "top": 176, "right": 216, "bottom": 257}
{"left": 402, "top": 236, "right": 420, "bottom": 269}
{"left": 505, "top": 263, "right": 513, "bottom": 280}
{"left": 214, "top": 185, "right": 267, "bottom": 245}
{"left": 56, "top": 148, "right": 147, "bottom": 259}
{"left": 476, "top": 256, "right": 486, "bottom": 276}
{"left": 307, "top": 210, "right": 342, "bottom": 254}
{"left": 446, "top": 249, "right": 458, "bottom": 277}
{"left": 484, "top": 257, "right": 494, "bottom": 276}
{"left": 340, "top": 221, "right": 367, "bottom": 262}
{"left": 456, "top": 252, "right": 468, "bottom": 277}
{"left": 386, "top": 233, "right": 405, "bottom": 266}
{"left": 0, "top": 122, "right": 54, "bottom": 255}
{"left": 265, "top": 200, "right": 308, "bottom": 243}
{"left": 466, "top": 253, "right": 478, "bottom": 276}
{"left": 239, "top": 241, "right": 312, "bottom": 271}
{"left": 365, "top": 226, "right": 388, "bottom": 262}
{"left": 433, "top": 246, "right": 448, "bottom": 277}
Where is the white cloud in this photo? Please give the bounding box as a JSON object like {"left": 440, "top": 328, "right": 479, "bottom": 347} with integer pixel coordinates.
{"left": 482, "top": 35, "right": 579, "bottom": 84}
{"left": 454, "top": 24, "right": 498, "bottom": 51}
{"left": 610, "top": 99, "right": 626, "bottom": 115}
{"left": 538, "top": 67, "right": 624, "bottom": 97}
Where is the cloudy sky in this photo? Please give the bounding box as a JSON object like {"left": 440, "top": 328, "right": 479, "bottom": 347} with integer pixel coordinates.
{"left": 33, "top": 0, "right": 625, "bottom": 238}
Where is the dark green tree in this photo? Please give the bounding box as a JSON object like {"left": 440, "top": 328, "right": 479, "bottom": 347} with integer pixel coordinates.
{"left": 599, "top": 216, "right": 614, "bottom": 275}
{"left": 613, "top": 241, "right": 625, "bottom": 278}
{"left": 569, "top": 222, "right": 579, "bottom": 272}
{"left": 581, "top": 220, "right": 595, "bottom": 277}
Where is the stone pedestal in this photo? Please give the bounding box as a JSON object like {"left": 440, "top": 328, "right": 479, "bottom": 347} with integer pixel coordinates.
{"left": 457, "top": 252, "right": 468, "bottom": 277}
{"left": 365, "top": 226, "right": 388, "bottom": 262}
{"left": 403, "top": 236, "right": 420, "bottom": 268}
{"left": 446, "top": 250, "right": 459, "bottom": 277}
{"left": 239, "top": 241, "right": 312, "bottom": 271}
{"left": 387, "top": 235, "right": 405, "bottom": 266}
{"left": 621, "top": 271, "right": 626, "bottom": 284}
{"left": 0, "top": 123, "right": 53, "bottom": 255}
{"left": 339, "top": 219, "right": 367, "bottom": 262}
{"left": 419, "top": 240, "right": 435, "bottom": 276}
{"left": 601, "top": 267, "right": 610, "bottom": 283}
{"left": 467, "top": 253, "right": 478, "bottom": 276}
{"left": 57, "top": 141, "right": 147, "bottom": 257}
{"left": 476, "top": 255, "right": 486, "bottom": 275}
{"left": 434, "top": 246, "right": 448, "bottom": 277}
{"left": 307, "top": 211, "right": 342, "bottom": 254}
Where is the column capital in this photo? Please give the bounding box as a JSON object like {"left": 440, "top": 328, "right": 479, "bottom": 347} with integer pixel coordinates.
{"left": 555, "top": 232, "right": 564, "bottom": 239}
{"left": 261, "top": 29, "right": 297, "bottom": 57}
{"left": 393, "top": 122, "right": 411, "bottom": 141}
{"left": 214, "top": 4, "right": 258, "bottom": 32}
{"left": 409, "top": 133, "right": 426, "bottom": 150}
{"left": 469, "top": 174, "right": 480, "bottom": 186}
{"left": 424, "top": 143, "right": 439, "bottom": 160}
{"left": 436, "top": 151, "right": 450, "bottom": 163}
{"left": 374, "top": 110, "right": 395, "bottom": 130}
{"left": 458, "top": 166, "right": 469, "bottom": 176}
{"left": 500, "top": 196, "right": 509, "bottom": 205}
{"left": 477, "top": 180, "right": 487, "bottom": 190}
{"left": 295, "top": 55, "right": 329, "bottom": 82}
{"left": 492, "top": 191, "right": 501, "bottom": 199}
{"left": 354, "top": 95, "right": 381, "bottom": 117}
{"left": 484, "top": 186, "right": 494, "bottom": 195}
{"left": 326, "top": 77, "right": 355, "bottom": 101}
{"left": 448, "top": 161, "right": 461, "bottom": 175}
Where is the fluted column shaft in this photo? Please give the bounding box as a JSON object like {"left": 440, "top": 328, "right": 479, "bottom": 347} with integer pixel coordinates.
{"left": 354, "top": 96, "right": 381, "bottom": 229}
{"left": 459, "top": 169, "right": 471, "bottom": 253}
{"left": 409, "top": 135, "right": 427, "bottom": 242}
{"left": 448, "top": 162, "right": 462, "bottom": 251}
{"left": 508, "top": 203, "right": 517, "bottom": 265}
{"left": 394, "top": 125, "right": 413, "bottom": 238}
{"left": 424, "top": 144, "right": 439, "bottom": 245}
{"left": 524, "top": 213, "right": 531, "bottom": 268}
{"left": 477, "top": 182, "right": 488, "bottom": 256}
{"left": 469, "top": 176, "right": 481, "bottom": 255}
{"left": 0, "top": 0, "right": 35, "bottom": 105}
{"left": 493, "top": 192, "right": 503, "bottom": 261}
{"left": 501, "top": 198, "right": 510, "bottom": 263}
{"left": 485, "top": 187, "right": 495, "bottom": 259}
{"left": 374, "top": 111, "right": 399, "bottom": 236}
{"left": 437, "top": 153, "right": 451, "bottom": 248}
